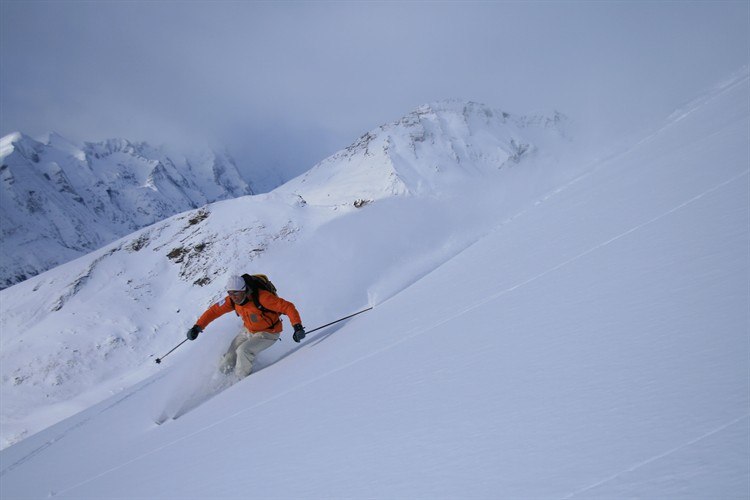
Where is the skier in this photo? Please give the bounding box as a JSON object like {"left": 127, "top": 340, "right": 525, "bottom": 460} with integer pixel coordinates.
{"left": 186, "top": 274, "right": 305, "bottom": 378}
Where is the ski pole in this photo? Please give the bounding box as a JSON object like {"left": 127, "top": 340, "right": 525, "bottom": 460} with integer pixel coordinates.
{"left": 306, "top": 306, "right": 373, "bottom": 335}
{"left": 155, "top": 338, "right": 189, "bottom": 364}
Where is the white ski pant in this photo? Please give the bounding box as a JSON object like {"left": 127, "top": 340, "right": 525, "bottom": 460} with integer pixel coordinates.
{"left": 220, "top": 331, "right": 279, "bottom": 378}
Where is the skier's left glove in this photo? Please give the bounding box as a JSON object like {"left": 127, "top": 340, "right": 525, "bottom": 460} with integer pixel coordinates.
{"left": 292, "top": 324, "right": 306, "bottom": 343}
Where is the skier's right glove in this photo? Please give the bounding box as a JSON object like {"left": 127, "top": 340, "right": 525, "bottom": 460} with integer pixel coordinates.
{"left": 187, "top": 325, "right": 202, "bottom": 341}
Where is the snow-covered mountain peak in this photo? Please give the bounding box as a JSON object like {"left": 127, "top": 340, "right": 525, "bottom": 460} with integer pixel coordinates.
{"left": 0, "top": 131, "right": 44, "bottom": 161}
{"left": 278, "top": 99, "right": 569, "bottom": 206}
{"left": 42, "top": 132, "right": 87, "bottom": 161}
{"left": 0, "top": 132, "right": 254, "bottom": 289}
{"left": 82, "top": 137, "right": 143, "bottom": 159}
{"left": 390, "top": 99, "right": 567, "bottom": 141}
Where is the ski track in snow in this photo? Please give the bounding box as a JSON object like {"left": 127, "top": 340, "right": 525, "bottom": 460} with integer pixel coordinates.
{"left": 560, "top": 414, "right": 750, "bottom": 499}
{"left": 49, "top": 166, "right": 749, "bottom": 499}
{"left": 0, "top": 374, "right": 166, "bottom": 478}
{"left": 489, "top": 168, "right": 750, "bottom": 298}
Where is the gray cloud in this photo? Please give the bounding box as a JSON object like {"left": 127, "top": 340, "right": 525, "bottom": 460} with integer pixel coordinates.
{"left": 2, "top": 1, "right": 747, "bottom": 184}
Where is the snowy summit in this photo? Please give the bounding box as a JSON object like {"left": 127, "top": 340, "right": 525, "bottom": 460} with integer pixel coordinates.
{"left": 279, "top": 100, "right": 569, "bottom": 206}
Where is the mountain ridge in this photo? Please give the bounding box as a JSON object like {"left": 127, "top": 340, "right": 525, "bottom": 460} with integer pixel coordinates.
{"left": 279, "top": 100, "right": 569, "bottom": 206}
{"left": 0, "top": 132, "right": 253, "bottom": 289}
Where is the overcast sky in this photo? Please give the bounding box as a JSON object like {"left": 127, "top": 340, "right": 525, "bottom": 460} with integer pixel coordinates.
{"left": 1, "top": 1, "right": 748, "bottom": 184}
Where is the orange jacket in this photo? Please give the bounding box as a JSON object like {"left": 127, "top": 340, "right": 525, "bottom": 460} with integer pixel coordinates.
{"left": 196, "top": 290, "right": 302, "bottom": 334}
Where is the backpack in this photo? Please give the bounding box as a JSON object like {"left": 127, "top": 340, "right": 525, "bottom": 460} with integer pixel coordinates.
{"left": 241, "top": 273, "right": 278, "bottom": 313}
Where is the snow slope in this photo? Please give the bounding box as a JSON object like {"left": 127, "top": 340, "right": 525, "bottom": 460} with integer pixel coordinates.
{"left": 0, "top": 100, "right": 569, "bottom": 450}
{"left": 0, "top": 133, "right": 252, "bottom": 289}
{"left": 0, "top": 71, "right": 748, "bottom": 498}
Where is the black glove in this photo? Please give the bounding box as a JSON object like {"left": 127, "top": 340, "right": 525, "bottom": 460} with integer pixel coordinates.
{"left": 292, "top": 324, "right": 306, "bottom": 343}
{"left": 186, "top": 325, "right": 202, "bottom": 341}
